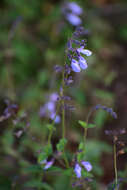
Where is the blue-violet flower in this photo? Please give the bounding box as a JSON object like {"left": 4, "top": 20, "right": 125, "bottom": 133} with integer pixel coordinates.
{"left": 71, "top": 59, "right": 81, "bottom": 72}
{"left": 67, "top": 2, "right": 83, "bottom": 15}
{"left": 74, "top": 161, "right": 92, "bottom": 178}
{"left": 40, "top": 159, "right": 54, "bottom": 170}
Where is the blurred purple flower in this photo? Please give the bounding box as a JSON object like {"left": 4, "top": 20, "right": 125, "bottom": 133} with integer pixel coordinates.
{"left": 40, "top": 159, "right": 54, "bottom": 170}
{"left": 39, "top": 106, "right": 46, "bottom": 117}
{"left": 71, "top": 59, "right": 81, "bottom": 72}
{"left": 77, "top": 47, "right": 92, "bottom": 56}
{"left": 50, "top": 113, "right": 61, "bottom": 124}
{"left": 39, "top": 93, "right": 60, "bottom": 124}
{"left": 74, "top": 163, "right": 82, "bottom": 178}
{"left": 67, "top": 2, "right": 83, "bottom": 15}
{"left": 62, "top": 2, "right": 83, "bottom": 26}
{"left": 74, "top": 161, "right": 92, "bottom": 178}
{"left": 66, "top": 13, "right": 82, "bottom": 26}
{"left": 49, "top": 93, "right": 59, "bottom": 102}
{"left": 45, "top": 101, "right": 55, "bottom": 112}
{"left": 54, "top": 65, "right": 63, "bottom": 73}
{"left": 79, "top": 56, "right": 88, "bottom": 70}
{"left": 81, "top": 161, "right": 92, "bottom": 172}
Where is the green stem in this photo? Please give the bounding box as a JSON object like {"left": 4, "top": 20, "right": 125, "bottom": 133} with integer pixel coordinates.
{"left": 84, "top": 109, "right": 93, "bottom": 148}
{"left": 84, "top": 128, "right": 87, "bottom": 147}
{"left": 61, "top": 70, "right": 69, "bottom": 168}
{"left": 38, "top": 173, "right": 43, "bottom": 190}
{"left": 48, "top": 101, "right": 60, "bottom": 145}
{"left": 113, "top": 141, "right": 118, "bottom": 190}
{"left": 61, "top": 71, "right": 65, "bottom": 139}
{"left": 62, "top": 100, "right": 65, "bottom": 138}
{"left": 63, "top": 152, "right": 69, "bottom": 168}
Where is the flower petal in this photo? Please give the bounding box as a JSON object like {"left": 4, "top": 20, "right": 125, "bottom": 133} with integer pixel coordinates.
{"left": 46, "top": 101, "right": 55, "bottom": 112}
{"left": 67, "top": 2, "right": 83, "bottom": 15}
{"left": 71, "top": 59, "right": 81, "bottom": 72}
{"left": 77, "top": 47, "right": 92, "bottom": 56}
{"left": 74, "top": 163, "right": 82, "bottom": 178}
{"left": 79, "top": 56, "right": 88, "bottom": 70}
{"left": 50, "top": 113, "right": 61, "bottom": 124}
{"left": 44, "top": 159, "right": 54, "bottom": 170}
{"left": 50, "top": 93, "right": 59, "bottom": 102}
{"left": 81, "top": 161, "right": 92, "bottom": 172}
{"left": 40, "top": 159, "right": 47, "bottom": 165}
{"left": 66, "top": 13, "right": 82, "bottom": 26}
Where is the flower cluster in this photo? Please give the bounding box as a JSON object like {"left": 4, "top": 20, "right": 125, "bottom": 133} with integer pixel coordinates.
{"left": 39, "top": 93, "right": 60, "bottom": 124}
{"left": 62, "top": 2, "right": 83, "bottom": 26}
{"left": 66, "top": 27, "right": 92, "bottom": 73}
{"left": 94, "top": 104, "right": 117, "bottom": 119}
{"left": 74, "top": 161, "right": 92, "bottom": 178}
{"left": 71, "top": 46, "right": 92, "bottom": 73}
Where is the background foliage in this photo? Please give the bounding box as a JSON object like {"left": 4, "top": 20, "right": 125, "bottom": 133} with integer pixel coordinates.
{"left": 0, "top": 0, "right": 127, "bottom": 189}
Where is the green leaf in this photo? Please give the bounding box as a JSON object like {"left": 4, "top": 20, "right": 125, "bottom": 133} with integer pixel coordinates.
{"left": 44, "top": 144, "right": 53, "bottom": 156}
{"left": 24, "top": 165, "right": 42, "bottom": 174}
{"left": 38, "top": 152, "right": 47, "bottom": 164}
{"left": 82, "top": 170, "right": 93, "bottom": 178}
{"left": 77, "top": 151, "right": 85, "bottom": 162}
{"left": 87, "top": 123, "right": 96, "bottom": 128}
{"left": 38, "top": 144, "right": 53, "bottom": 163}
{"left": 78, "top": 120, "right": 96, "bottom": 129}
{"left": 57, "top": 138, "right": 67, "bottom": 152}
{"left": 24, "top": 180, "right": 53, "bottom": 190}
{"left": 78, "top": 120, "right": 87, "bottom": 128}
{"left": 78, "top": 142, "right": 84, "bottom": 150}
{"left": 63, "top": 168, "right": 73, "bottom": 177}
{"left": 47, "top": 166, "right": 63, "bottom": 173}
{"left": 94, "top": 110, "right": 107, "bottom": 128}
{"left": 47, "top": 124, "right": 55, "bottom": 131}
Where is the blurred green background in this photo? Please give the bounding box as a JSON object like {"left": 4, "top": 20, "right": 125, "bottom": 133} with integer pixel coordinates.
{"left": 0, "top": 0, "right": 127, "bottom": 189}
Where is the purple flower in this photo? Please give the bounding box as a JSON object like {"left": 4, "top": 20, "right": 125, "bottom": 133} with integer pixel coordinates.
{"left": 81, "top": 161, "right": 92, "bottom": 172}
{"left": 74, "top": 163, "right": 82, "bottom": 178}
{"left": 67, "top": 2, "right": 83, "bottom": 15}
{"left": 79, "top": 56, "right": 88, "bottom": 70}
{"left": 45, "top": 101, "right": 55, "bottom": 112}
{"left": 39, "top": 92, "right": 61, "bottom": 124}
{"left": 50, "top": 113, "right": 61, "bottom": 124}
{"left": 77, "top": 47, "right": 92, "bottom": 56}
{"left": 71, "top": 59, "right": 81, "bottom": 72}
{"left": 49, "top": 93, "right": 59, "bottom": 102}
{"left": 54, "top": 65, "right": 63, "bottom": 73}
{"left": 74, "top": 161, "right": 92, "bottom": 178}
{"left": 40, "top": 159, "right": 54, "bottom": 170}
{"left": 66, "top": 13, "right": 82, "bottom": 26}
